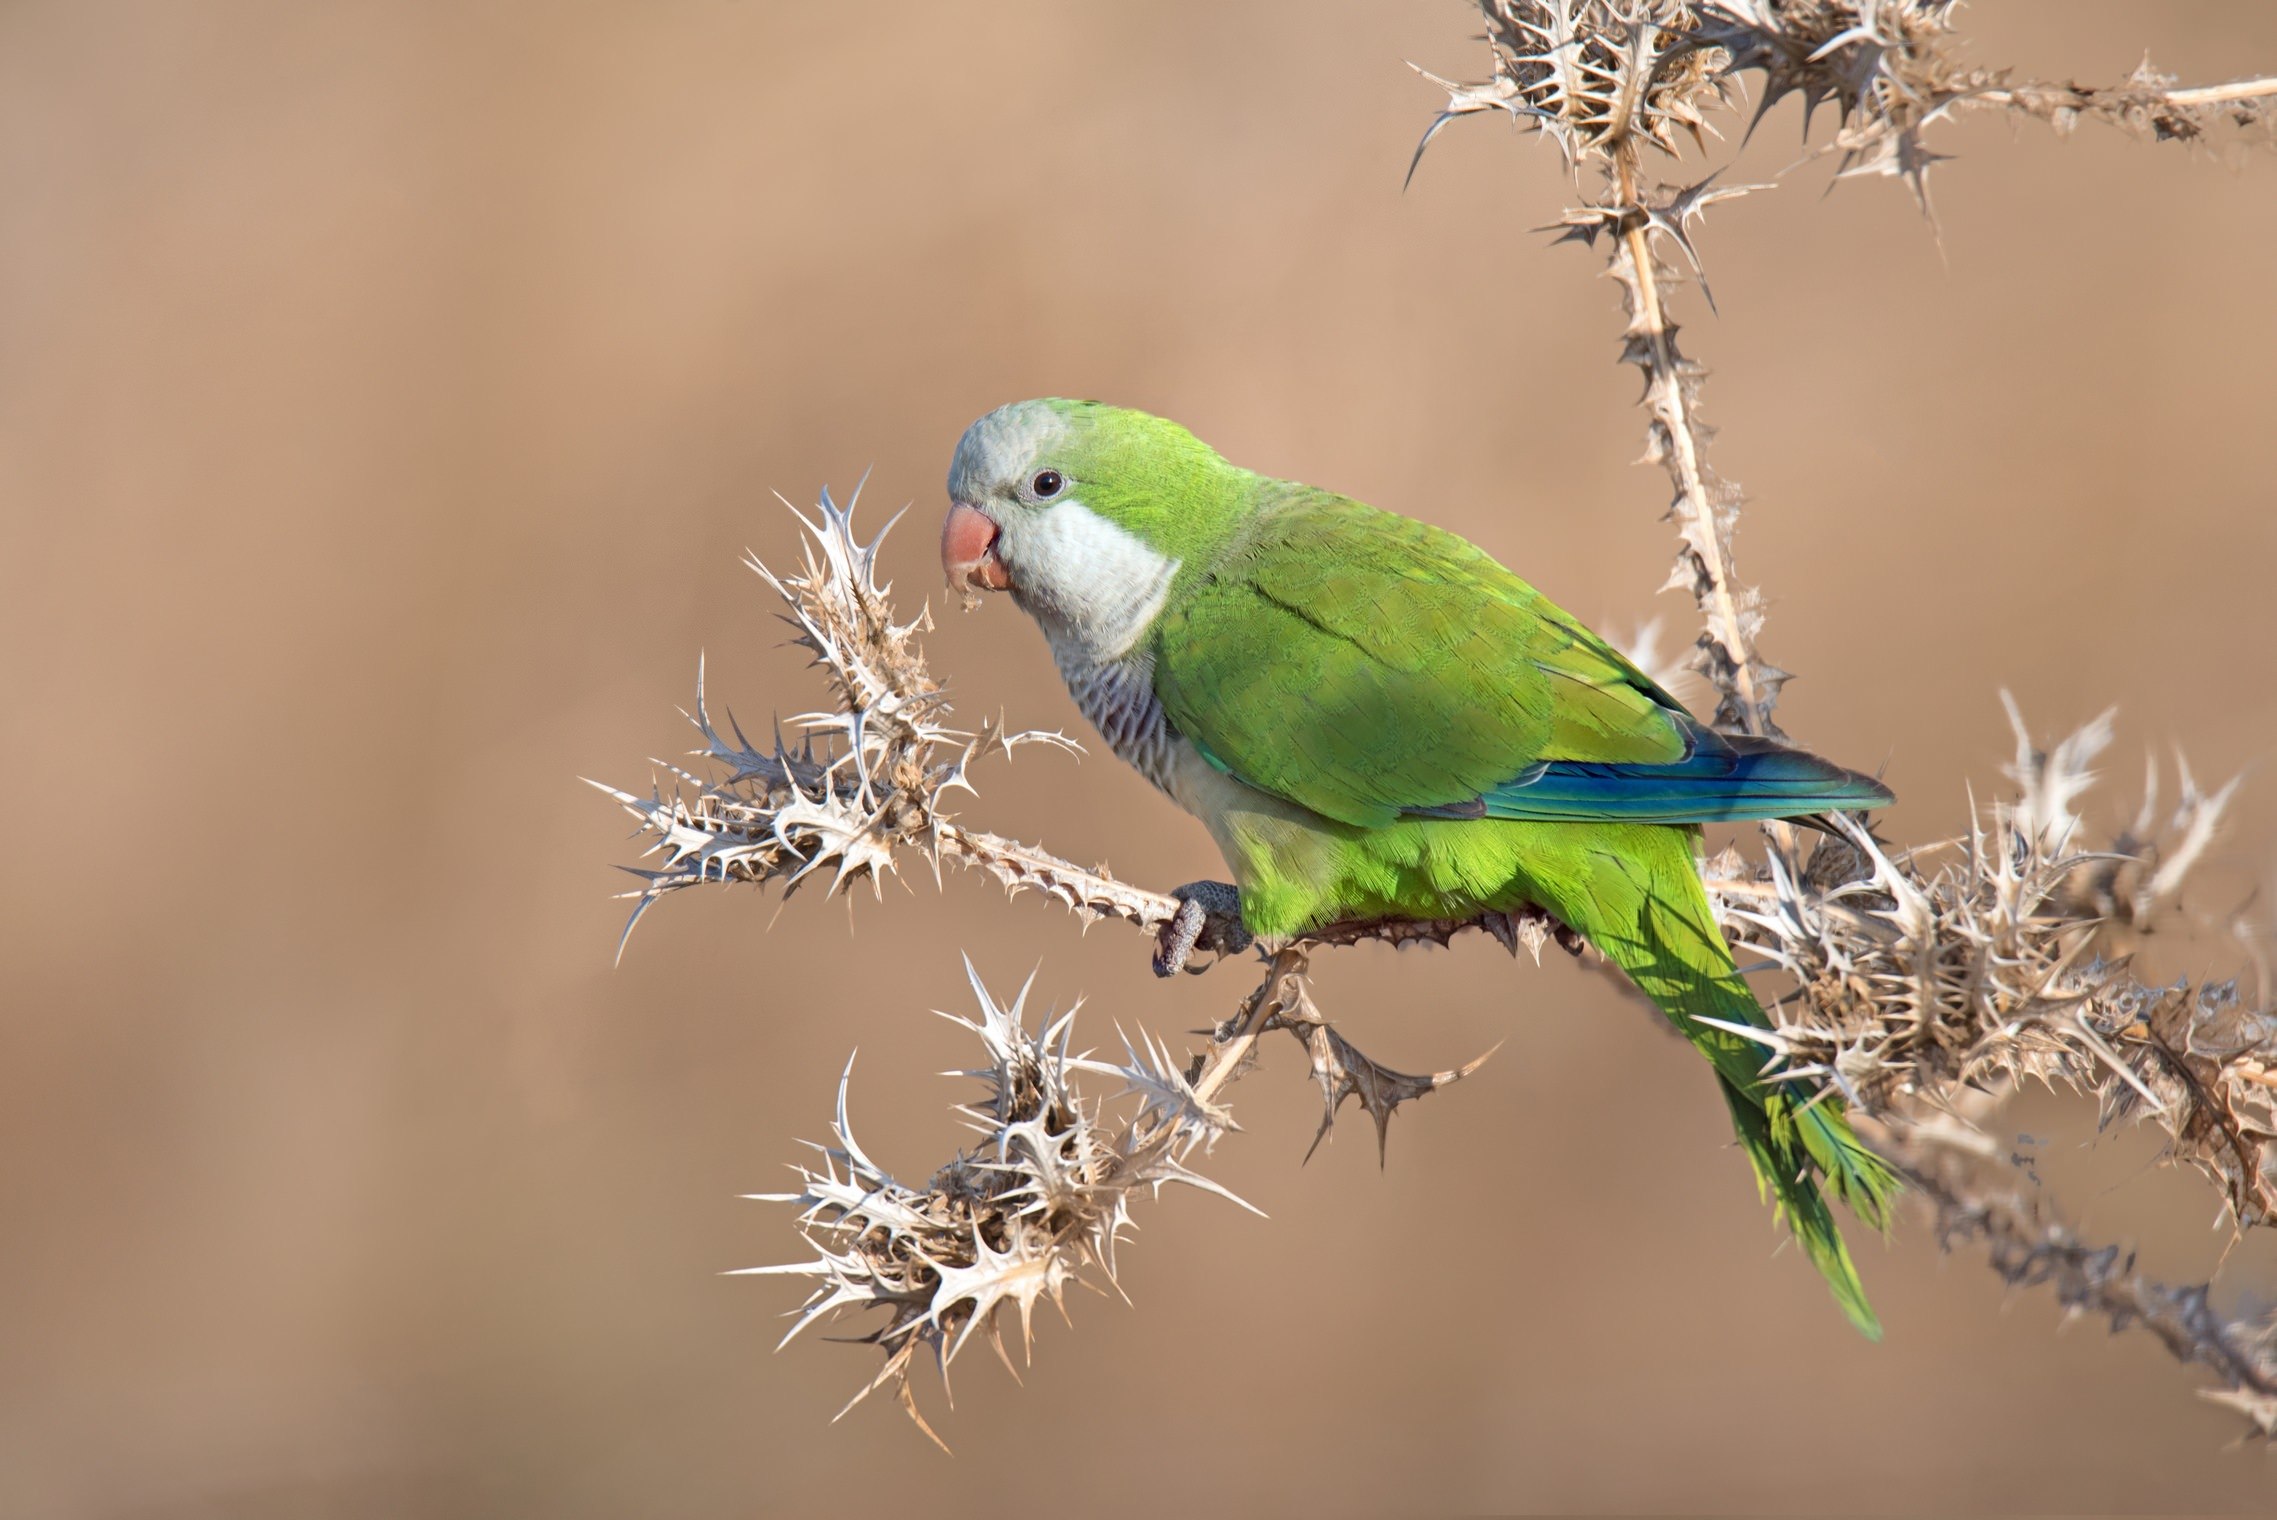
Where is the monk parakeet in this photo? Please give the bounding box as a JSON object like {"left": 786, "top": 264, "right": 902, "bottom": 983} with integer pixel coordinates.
{"left": 942, "top": 398, "right": 1899, "bottom": 1337}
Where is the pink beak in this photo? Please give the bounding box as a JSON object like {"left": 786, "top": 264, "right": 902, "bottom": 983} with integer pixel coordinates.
{"left": 942, "top": 501, "right": 1012, "bottom": 592}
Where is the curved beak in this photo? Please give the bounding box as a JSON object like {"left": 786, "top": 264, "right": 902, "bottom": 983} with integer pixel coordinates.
{"left": 942, "top": 501, "right": 1012, "bottom": 592}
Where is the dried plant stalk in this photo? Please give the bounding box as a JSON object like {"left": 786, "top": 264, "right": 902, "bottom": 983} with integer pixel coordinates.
{"left": 1402, "top": 0, "right": 2277, "bottom": 1434}
{"left": 607, "top": 491, "right": 2275, "bottom": 1439}
{"left": 599, "top": 0, "right": 2277, "bottom": 1446}
{"left": 602, "top": 500, "right": 1496, "bottom": 1434}
{"left": 1421, "top": 2, "right": 1785, "bottom": 732}
{"left": 1417, "top": 1, "right": 2277, "bottom": 728}
{"left": 1865, "top": 1116, "right": 2277, "bottom": 1437}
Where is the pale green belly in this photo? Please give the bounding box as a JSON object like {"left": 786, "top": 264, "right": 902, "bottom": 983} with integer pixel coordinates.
{"left": 1178, "top": 772, "right": 1598, "bottom": 937}
{"left": 1156, "top": 728, "right": 1698, "bottom": 939}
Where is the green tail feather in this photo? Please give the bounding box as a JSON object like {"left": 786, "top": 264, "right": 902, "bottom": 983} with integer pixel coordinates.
{"left": 1522, "top": 824, "right": 1900, "bottom": 1337}
{"left": 1720, "top": 1081, "right": 1886, "bottom": 1339}
{"left": 1795, "top": 1092, "right": 1903, "bottom": 1236}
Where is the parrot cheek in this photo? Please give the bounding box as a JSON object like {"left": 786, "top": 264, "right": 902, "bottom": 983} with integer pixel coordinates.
{"left": 942, "top": 501, "right": 1013, "bottom": 594}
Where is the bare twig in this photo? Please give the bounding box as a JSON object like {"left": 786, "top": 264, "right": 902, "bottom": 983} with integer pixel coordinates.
{"left": 1866, "top": 1115, "right": 2277, "bottom": 1437}
{"left": 1421, "top": 3, "right": 1788, "bottom": 734}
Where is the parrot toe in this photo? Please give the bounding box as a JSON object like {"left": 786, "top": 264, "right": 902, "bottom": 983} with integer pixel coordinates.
{"left": 1153, "top": 880, "right": 1253, "bottom": 977}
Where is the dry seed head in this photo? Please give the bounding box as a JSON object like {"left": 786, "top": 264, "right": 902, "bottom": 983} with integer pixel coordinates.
{"left": 1711, "top": 706, "right": 2275, "bottom": 1231}
{"left": 1414, "top": 2, "right": 1731, "bottom": 180}
{"left": 589, "top": 488, "right": 1084, "bottom": 954}
{"left": 738, "top": 961, "right": 1255, "bottom": 1447}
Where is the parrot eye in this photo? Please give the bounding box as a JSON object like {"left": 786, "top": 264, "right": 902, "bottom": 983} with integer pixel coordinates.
{"left": 1030, "top": 469, "right": 1064, "bottom": 499}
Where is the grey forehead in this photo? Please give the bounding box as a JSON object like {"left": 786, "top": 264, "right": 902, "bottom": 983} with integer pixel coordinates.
{"left": 947, "top": 401, "right": 1067, "bottom": 500}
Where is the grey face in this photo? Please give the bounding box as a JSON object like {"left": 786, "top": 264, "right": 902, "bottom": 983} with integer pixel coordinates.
{"left": 943, "top": 401, "right": 1179, "bottom": 666}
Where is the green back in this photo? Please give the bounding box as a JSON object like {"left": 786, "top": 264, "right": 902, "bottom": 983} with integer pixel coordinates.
{"left": 1153, "top": 487, "right": 1692, "bottom": 828}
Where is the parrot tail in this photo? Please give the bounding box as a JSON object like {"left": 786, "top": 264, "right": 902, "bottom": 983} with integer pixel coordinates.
{"left": 1520, "top": 824, "right": 1901, "bottom": 1339}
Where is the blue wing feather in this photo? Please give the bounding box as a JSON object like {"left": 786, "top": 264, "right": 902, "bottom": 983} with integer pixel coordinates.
{"left": 1403, "top": 722, "right": 1892, "bottom": 825}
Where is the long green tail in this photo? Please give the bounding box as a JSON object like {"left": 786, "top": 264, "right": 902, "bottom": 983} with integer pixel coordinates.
{"left": 1517, "top": 823, "right": 1901, "bottom": 1338}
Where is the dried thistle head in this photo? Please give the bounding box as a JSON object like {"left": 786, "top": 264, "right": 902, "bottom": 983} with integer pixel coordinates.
{"left": 588, "top": 488, "right": 1075, "bottom": 952}
{"left": 1418, "top": 2, "right": 2275, "bottom": 209}
{"left": 1414, "top": 1, "right": 1966, "bottom": 182}
{"left": 1700, "top": 0, "right": 1974, "bottom": 204}
{"left": 1415, "top": 1, "right": 1732, "bottom": 178}
{"left": 1993, "top": 692, "right": 2243, "bottom": 933}
{"left": 1707, "top": 705, "right": 2276, "bottom": 1230}
{"left": 738, "top": 961, "right": 1252, "bottom": 1449}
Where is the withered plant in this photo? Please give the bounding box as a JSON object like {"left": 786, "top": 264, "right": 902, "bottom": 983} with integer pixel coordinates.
{"left": 597, "top": 1, "right": 2277, "bottom": 1448}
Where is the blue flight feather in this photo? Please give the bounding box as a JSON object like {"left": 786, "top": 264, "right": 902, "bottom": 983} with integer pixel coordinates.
{"left": 1404, "top": 729, "right": 1893, "bottom": 825}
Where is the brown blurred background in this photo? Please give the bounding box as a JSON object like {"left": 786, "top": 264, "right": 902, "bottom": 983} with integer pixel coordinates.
{"left": 5, "top": 2, "right": 2277, "bottom": 1514}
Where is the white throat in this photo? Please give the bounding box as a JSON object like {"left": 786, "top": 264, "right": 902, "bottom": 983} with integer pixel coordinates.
{"left": 1003, "top": 500, "right": 1187, "bottom": 795}
{"left": 1009, "top": 500, "right": 1180, "bottom": 668}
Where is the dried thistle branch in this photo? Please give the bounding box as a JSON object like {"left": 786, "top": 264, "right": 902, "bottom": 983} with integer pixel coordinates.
{"left": 603, "top": 501, "right": 1491, "bottom": 1440}
{"left": 1415, "top": 1, "right": 2277, "bottom": 735}
{"left": 1419, "top": 5, "right": 2277, "bottom": 209}
{"left": 1396, "top": 0, "right": 2277, "bottom": 1440}
{"left": 1420, "top": 2, "right": 1785, "bottom": 733}
{"left": 1864, "top": 1115, "right": 2277, "bottom": 1437}
{"left": 1259, "top": 953, "right": 1500, "bottom": 1163}
{"left": 1706, "top": 712, "right": 2276, "bottom": 1232}
{"left": 742, "top": 948, "right": 1485, "bottom": 1444}
{"left": 1701, "top": 2, "right": 2277, "bottom": 203}
{"left": 585, "top": 484, "right": 1163, "bottom": 951}
{"left": 606, "top": 484, "right": 2274, "bottom": 1439}
{"left": 1605, "top": 160, "right": 1781, "bottom": 737}
{"left": 598, "top": 0, "right": 2277, "bottom": 1447}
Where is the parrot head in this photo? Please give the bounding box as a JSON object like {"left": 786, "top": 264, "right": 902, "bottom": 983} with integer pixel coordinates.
{"left": 943, "top": 399, "right": 1251, "bottom": 661}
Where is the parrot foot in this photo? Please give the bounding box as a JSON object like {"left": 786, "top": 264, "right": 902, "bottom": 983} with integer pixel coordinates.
{"left": 1153, "top": 881, "right": 1253, "bottom": 978}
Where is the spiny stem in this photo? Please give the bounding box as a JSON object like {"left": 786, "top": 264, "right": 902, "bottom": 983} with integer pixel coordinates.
{"left": 1982, "top": 73, "right": 2277, "bottom": 113}
{"left": 1188, "top": 949, "right": 1305, "bottom": 1108}
{"left": 1862, "top": 1116, "right": 2277, "bottom": 1433}
{"left": 940, "top": 821, "right": 1180, "bottom": 930}
{"left": 1611, "top": 144, "right": 1775, "bottom": 738}
{"left": 2166, "top": 75, "right": 2277, "bottom": 108}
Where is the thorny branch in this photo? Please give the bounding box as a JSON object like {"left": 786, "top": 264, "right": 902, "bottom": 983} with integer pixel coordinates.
{"left": 729, "top": 958, "right": 1271, "bottom": 1453}
{"left": 1402, "top": 0, "right": 2277, "bottom": 1437}
{"left": 599, "top": 0, "right": 2277, "bottom": 1446}
{"left": 604, "top": 486, "right": 2277, "bottom": 1440}
{"left": 1863, "top": 1117, "right": 2277, "bottom": 1438}
{"left": 1414, "top": 0, "right": 2277, "bottom": 735}
{"left": 596, "top": 492, "right": 1494, "bottom": 1444}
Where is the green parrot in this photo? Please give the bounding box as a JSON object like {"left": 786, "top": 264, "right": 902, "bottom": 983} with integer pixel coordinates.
{"left": 941, "top": 398, "right": 1899, "bottom": 1336}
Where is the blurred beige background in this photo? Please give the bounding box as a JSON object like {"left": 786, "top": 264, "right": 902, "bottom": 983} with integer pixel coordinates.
{"left": 5, "top": 1, "right": 2277, "bottom": 1514}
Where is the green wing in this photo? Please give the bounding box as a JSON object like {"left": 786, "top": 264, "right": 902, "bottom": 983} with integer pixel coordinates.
{"left": 1152, "top": 488, "right": 1893, "bottom": 830}
{"left": 1152, "top": 489, "right": 1694, "bottom": 829}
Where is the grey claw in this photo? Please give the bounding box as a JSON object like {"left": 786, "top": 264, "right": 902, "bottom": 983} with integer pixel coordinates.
{"left": 1152, "top": 880, "right": 1252, "bottom": 978}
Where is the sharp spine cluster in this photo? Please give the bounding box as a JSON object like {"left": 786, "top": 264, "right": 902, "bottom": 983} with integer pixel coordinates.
{"left": 736, "top": 960, "right": 1255, "bottom": 1451}
{"left": 587, "top": 482, "right": 1091, "bottom": 957}
{"left": 1418, "top": 3, "right": 2273, "bottom": 209}
{"left": 1709, "top": 704, "right": 2277, "bottom": 1236}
